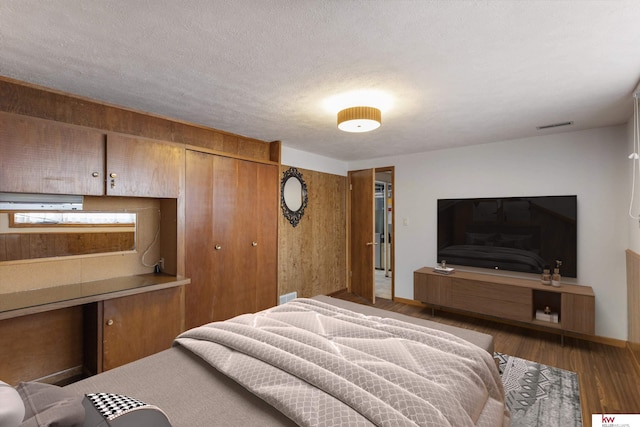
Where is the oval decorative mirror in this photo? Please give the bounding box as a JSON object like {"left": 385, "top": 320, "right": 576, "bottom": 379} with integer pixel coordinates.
{"left": 281, "top": 167, "right": 308, "bottom": 227}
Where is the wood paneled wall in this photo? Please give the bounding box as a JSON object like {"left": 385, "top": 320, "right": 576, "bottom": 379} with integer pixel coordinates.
{"left": 278, "top": 166, "right": 348, "bottom": 298}
{"left": 0, "top": 77, "right": 276, "bottom": 163}
{"left": 627, "top": 249, "right": 640, "bottom": 363}
{"left": 0, "top": 307, "right": 83, "bottom": 385}
{"left": 0, "top": 231, "right": 134, "bottom": 261}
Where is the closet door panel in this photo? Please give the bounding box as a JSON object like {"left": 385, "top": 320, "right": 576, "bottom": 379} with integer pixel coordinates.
{"left": 185, "top": 151, "right": 278, "bottom": 324}
{"left": 255, "top": 162, "right": 278, "bottom": 311}
{"left": 185, "top": 150, "right": 215, "bottom": 329}
{"left": 235, "top": 160, "right": 259, "bottom": 314}
{"left": 211, "top": 155, "right": 247, "bottom": 321}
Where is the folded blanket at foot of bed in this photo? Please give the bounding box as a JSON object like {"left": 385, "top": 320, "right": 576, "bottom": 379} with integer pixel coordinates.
{"left": 175, "top": 298, "right": 509, "bottom": 427}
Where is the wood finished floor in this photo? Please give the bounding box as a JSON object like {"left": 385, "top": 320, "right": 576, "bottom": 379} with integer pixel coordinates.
{"left": 331, "top": 290, "right": 640, "bottom": 427}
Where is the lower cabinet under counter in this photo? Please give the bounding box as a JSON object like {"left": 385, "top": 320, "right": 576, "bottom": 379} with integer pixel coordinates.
{"left": 84, "top": 286, "right": 184, "bottom": 375}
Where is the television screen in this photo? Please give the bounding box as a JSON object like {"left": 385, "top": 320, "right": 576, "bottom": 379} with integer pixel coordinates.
{"left": 437, "top": 196, "right": 577, "bottom": 277}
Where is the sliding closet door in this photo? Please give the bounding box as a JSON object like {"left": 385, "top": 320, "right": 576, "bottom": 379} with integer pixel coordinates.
{"left": 213, "top": 159, "right": 277, "bottom": 318}
{"left": 210, "top": 155, "right": 255, "bottom": 321}
{"left": 185, "top": 150, "right": 278, "bottom": 326}
{"left": 185, "top": 150, "right": 215, "bottom": 329}
{"left": 254, "top": 162, "right": 278, "bottom": 311}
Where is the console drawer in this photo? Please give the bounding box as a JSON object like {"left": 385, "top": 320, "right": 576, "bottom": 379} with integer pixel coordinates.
{"left": 451, "top": 279, "right": 531, "bottom": 322}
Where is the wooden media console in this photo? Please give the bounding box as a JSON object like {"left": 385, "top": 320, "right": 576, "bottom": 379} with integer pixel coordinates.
{"left": 414, "top": 267, "right": 595, "bottom": 336}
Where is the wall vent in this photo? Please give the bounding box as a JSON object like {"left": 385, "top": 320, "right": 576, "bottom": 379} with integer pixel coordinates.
{"left": 279, "top": 292, "right": 298, "bottom": 305}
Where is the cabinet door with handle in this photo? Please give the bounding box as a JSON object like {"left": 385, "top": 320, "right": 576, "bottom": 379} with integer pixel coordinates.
{"left": 0, "top": 112, "right": 105, "bottom": 195}
{"left": 102, "top": 286, "right": 184, "bottom": 371}
{"left": 106, "top": 134, "right": 184, "bottom": 198}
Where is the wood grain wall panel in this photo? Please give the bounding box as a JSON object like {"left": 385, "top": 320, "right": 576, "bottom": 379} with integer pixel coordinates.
{"left": 627, "top": 249, "right": 640, "bottom": 361}
{"left": 0, "top": 307, "right": 83, "bottom": 385}
{"left": 0, "top": 232, "right": 134, "bottom": 261}
{"left": 278, "top": 166, "right": 347, "bottom": 299}
{"left": 0, "top": 77, "right": 274, "bottom": 163}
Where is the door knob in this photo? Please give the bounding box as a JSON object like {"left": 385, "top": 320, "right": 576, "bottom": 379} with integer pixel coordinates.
{"left": 106, "top": 319, "right": 114, "bottom": 326}
{"left": 92, "top": 172, "right": 99, "bottom": 177}
{"left": 214, "top": 245, "right": 222, "bottom": 250}
{"left": 252, "top": 241, "right": 258, "bottom": 247}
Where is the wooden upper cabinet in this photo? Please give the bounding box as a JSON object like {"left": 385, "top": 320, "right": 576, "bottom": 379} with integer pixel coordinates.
{"left": 0, "top": 112, "right": 105, "bottom": 195}
{"left": 106, "top": 134, "right": 184, "bottom": 198}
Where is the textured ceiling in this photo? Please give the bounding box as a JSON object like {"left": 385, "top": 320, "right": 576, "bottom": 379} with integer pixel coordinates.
{"left": 2, "top": 1, "right": 640, "bottom": 161}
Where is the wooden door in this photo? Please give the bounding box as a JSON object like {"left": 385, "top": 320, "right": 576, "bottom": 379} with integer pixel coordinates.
{"left": 211, "top": 156, "right": 254, "bottom": 320}
{"left": 185, "top": 150, "right": 215, "bottom": 329}
{"left": 254, "top": 162, "right": 278, "bottom": 311}
{"left": 211, "top": 158, "right": 278, "bottom": 319}
{"left": 349, "top": 169, "right": 375, "bottom": 303}
{"left": 106, "top": 134, "right": 183, "bottom": 198}
{"left": 102, "top": 287, "right": 183, "bottom": 371}
{"left": 185, "top": 151, "right": 278, "bottom": 324}
{"left": 0, "top": 112, "right": 105, "bottom": 195}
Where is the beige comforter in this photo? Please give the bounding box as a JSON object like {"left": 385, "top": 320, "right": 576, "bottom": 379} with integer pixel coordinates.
{"left": 175, "top": 298, "right": 509, "bottom": 427}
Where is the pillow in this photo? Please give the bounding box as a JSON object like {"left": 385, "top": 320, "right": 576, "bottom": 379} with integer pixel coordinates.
{"left": 465, "top": 232, "right": 496, "bottom": 246}
{"left": 83, "top": 393, "right": 172, "bottom": 427}
{"left": 0, "top": 381, "right": 24, "bottom": 427}
{"left": 16, "top": 382, "right": 84, "bottom": 427}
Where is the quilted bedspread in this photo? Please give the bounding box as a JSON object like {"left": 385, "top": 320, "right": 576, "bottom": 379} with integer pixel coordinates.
{"left": 175, "top": 298, "right": 509, "bottom": 427}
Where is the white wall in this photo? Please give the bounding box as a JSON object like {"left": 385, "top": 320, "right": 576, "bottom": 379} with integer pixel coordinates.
{"left": 282, "top": 145, "right": 348, "bottom": 176}
{"left": 350, "top": 125, "right": 629, "bottom": 340}
{"left": 628, "top": 116, "right": 640, "bottom": 252}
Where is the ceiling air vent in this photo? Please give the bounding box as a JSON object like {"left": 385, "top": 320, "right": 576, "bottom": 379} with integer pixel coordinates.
{"left": 536, "top": 121, "right": 574, "bottom": 130}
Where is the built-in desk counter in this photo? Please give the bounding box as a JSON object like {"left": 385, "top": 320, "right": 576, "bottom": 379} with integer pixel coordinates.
{"left": 0, "top": 274, "right": 190, "bottom": 320}
{"left": 0, "top": 274, "right": 190, "bottom": 385}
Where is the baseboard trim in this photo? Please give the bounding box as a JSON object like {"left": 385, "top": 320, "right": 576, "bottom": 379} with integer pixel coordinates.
{"left": 396, "top": 297, "right": 626, "bottom": 348}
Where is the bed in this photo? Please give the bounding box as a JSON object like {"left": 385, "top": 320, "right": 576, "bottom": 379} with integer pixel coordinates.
{"left": 57, "top": 295, "right": 509, "bottom": 426}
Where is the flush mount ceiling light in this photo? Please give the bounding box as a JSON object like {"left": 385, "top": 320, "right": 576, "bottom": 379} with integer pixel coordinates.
{"left": 337, "top": 106, "right": 381, "bottom": 133}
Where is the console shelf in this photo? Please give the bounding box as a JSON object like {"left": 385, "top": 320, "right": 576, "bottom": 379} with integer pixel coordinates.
{"left": 414, "top": 267, "right": 595, "bottom": 336}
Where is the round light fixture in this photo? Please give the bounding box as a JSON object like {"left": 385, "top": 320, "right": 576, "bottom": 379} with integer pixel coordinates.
{"left": 337, "top": 106, "right": 381, "bottom": 133}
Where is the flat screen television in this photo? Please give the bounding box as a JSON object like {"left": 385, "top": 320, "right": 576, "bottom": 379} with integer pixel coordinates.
{"left": 437, "top": 196, "right": 577, "bottom": 277}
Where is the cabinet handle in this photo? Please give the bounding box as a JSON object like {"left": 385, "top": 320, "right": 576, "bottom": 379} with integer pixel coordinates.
{"left": 214, "top": 245, "right": 222, "bottom": 250}
{"left": 106, "top": 319, "right": 114, "bottom": 326}
{"left": 92, "top": 172, "right": 99, "bottom": 177}
{"left": 252, "top": 241, "right": 258, "bottom": 247}
{"left": 109, "top": 173, "right": 117, "bottom": 178}
{"left": 366, "top": 242, "right": 378, "bottom": 246}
